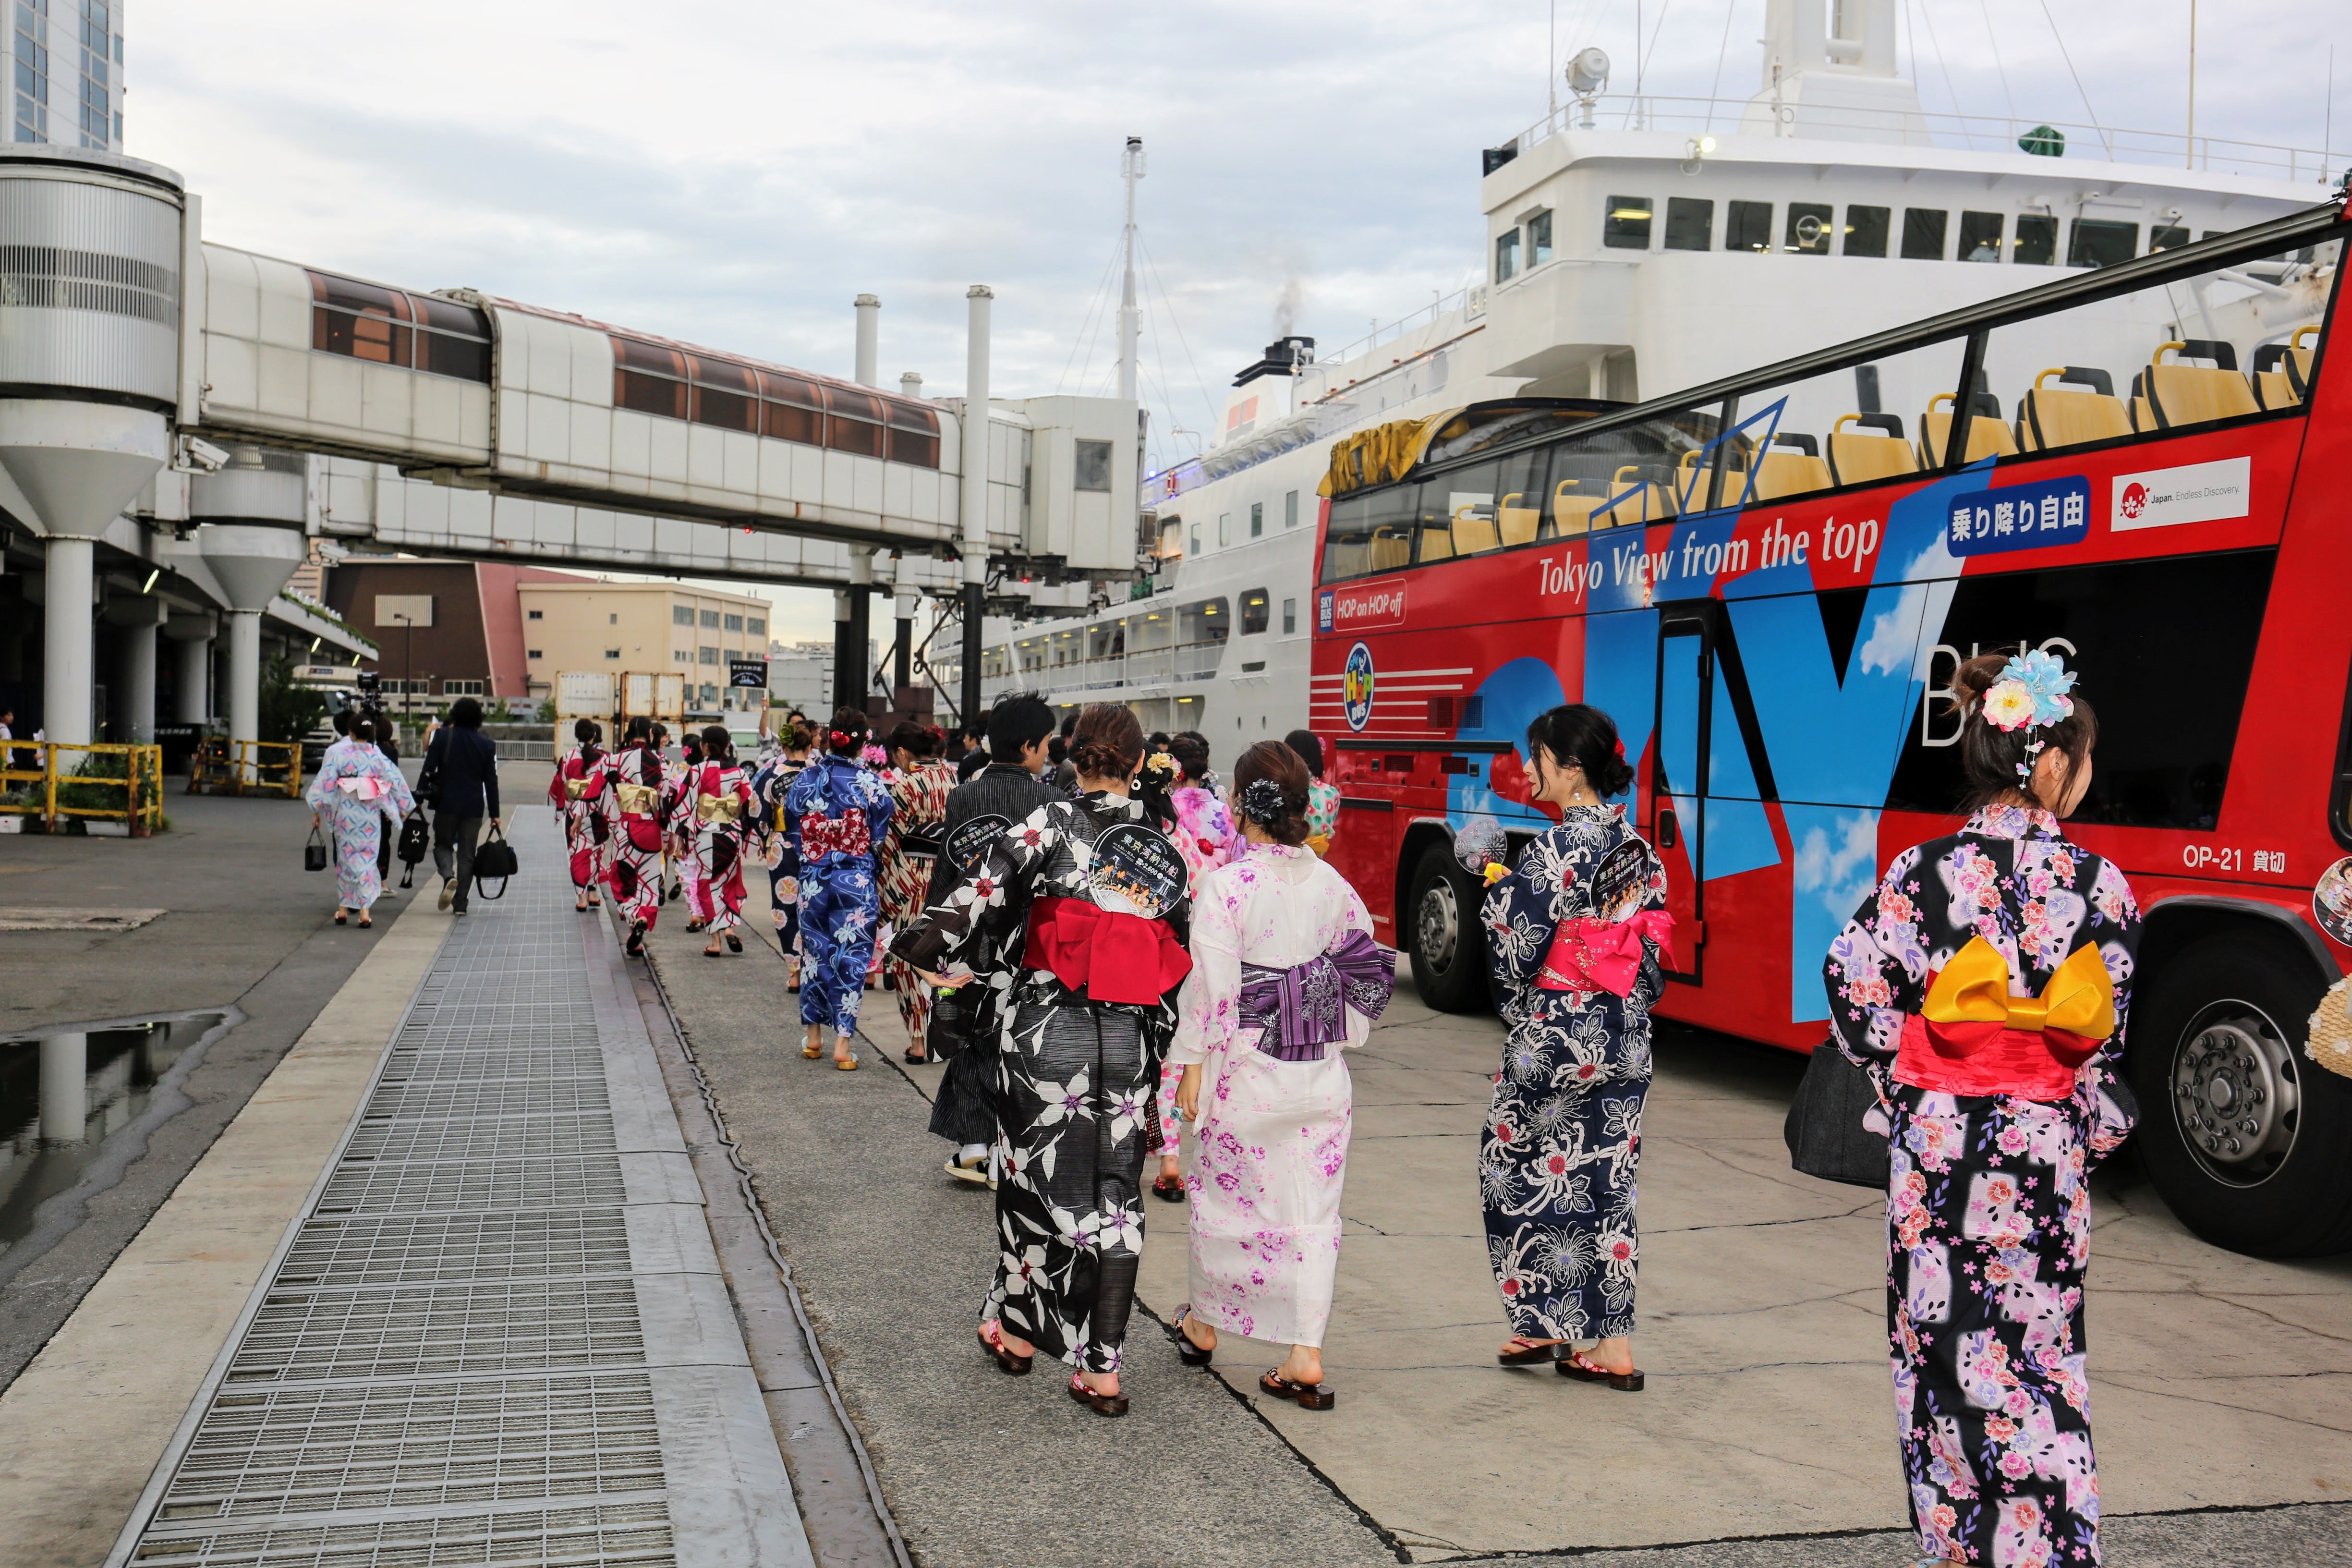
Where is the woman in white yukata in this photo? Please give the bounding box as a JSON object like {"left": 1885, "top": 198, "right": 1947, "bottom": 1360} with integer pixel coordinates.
{"left": 1170, "top": 741, "right": 1394, "bottom": 1410}
{"left": 306, "top": 717, "right": 416, "bottom": 928}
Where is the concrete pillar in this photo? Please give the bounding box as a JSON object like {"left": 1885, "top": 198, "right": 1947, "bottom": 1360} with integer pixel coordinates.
{"left": 42, "top": 535, "right": 95, "bottom": 745}
{"left": 119, "top": 619, "right": 157, "bottom": 741}
{"left": 40, "top": 1032, "right": 86, "bottom": 1144}
{"left": 961, "top": 286, "right": 993, "bottom": 730}
{"left": 173, "top": 627, "right": 213, "bottom": 722}
{"left": 854, "top": 294, "right": 880, "bottom": 387}
{"left": 226, "top": 608, "right": 261, "bottom": 762}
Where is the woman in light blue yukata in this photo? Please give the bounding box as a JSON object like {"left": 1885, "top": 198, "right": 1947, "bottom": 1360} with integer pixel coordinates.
{"left": 306, "top": 716, "right": 417, "bottom": 928}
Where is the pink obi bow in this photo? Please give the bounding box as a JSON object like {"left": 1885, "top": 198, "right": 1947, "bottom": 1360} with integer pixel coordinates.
{"left": 1535, "top": 911, "right": 1675, "bottom": 996}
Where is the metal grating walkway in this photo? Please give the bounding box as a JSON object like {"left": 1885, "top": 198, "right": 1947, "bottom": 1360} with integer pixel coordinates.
{"left": 108, "top": 850, "right": 812, "bottom": 1568}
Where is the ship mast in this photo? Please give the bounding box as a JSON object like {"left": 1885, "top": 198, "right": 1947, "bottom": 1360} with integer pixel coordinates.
{"left": 1118, "top": 136, "right": 1144, "bottom": 401}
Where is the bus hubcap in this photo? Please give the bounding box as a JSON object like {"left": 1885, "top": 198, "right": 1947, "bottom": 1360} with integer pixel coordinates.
{"left": 1418, "top": 879, "right": 1459, "bottom": 972}
{"left": 2171, "top": 1004, "right": 2300, "bottom": 1185}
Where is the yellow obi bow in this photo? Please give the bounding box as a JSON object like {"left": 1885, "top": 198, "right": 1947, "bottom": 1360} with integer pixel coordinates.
{"left": 564, "top": 777, "right": 592, "bottom": 800}
{"left": 694, "top": 794, "right": 744, "bottom": 826}
{"left": 615, "top": 782, "right": 658, "bottom": 816}
{"left": 1922, "top": 937, "right": 2114, "bottom": 1068}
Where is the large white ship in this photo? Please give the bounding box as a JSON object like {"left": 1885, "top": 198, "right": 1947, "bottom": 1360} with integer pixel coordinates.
{"left": 961, "top": 0, "right": 2334, "bottom": 740}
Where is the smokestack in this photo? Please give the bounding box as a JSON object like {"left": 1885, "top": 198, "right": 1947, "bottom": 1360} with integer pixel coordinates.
{"left": 960, "top": 285, "right": 993, "bottom": 729}
{"left": 900, "top": 370, "right": 923, "bottom": 401}
{"left": 854, "top": 293, "right": 881, "bottom": 387}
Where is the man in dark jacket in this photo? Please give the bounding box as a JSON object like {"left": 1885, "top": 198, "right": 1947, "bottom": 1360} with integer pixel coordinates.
{"left": 423, "top": 697, "right": 501, "bottom": 916}
{"left": 922, "top": 694, "right": 1059, "bottom": 1185}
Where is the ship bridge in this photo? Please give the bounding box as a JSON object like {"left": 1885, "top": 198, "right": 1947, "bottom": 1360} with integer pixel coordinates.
{"left": 0, "top": 144, "right": 1138, "bottom": 757}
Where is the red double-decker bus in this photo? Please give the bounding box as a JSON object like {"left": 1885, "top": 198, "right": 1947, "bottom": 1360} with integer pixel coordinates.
{"left": 1309, "top": 192, "right": 2352, "bottom": 1257}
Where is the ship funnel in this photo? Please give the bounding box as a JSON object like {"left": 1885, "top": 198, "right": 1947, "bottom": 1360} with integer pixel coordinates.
{"left": 0, "top": 401, "right": 169, "bottom": 540}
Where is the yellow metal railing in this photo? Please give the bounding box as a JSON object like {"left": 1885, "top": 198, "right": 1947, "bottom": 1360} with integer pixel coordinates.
{"left": 186, "top": 738, "right": 303, "bottom": 799}
{"left": 0, "top": 741, "right": 167, "bottom": 834}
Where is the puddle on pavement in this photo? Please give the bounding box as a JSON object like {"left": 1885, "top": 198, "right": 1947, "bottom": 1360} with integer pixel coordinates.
{"left": 0, "top": 1009, "right": 238, "bottom": 1263}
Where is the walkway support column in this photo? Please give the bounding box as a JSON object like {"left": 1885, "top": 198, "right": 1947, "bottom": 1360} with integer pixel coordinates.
{"left": 195, "top": 520, "right": 305, "bottom": 783}
{"left": 41, "top": 535, "right": 95, "bottom": 744}
{"left": 960, "top": 285, "right": 992, "bottom": 732}
{"left": 118, "top": 612, "right": 158, "bottom": 742}
{"left": 167, "top": 613, "right": 215, "bottom": 722}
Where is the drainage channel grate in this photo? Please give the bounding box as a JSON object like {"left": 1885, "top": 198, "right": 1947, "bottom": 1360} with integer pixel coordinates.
{"left": 110, "top": 864, "right": 810, "bottom": 1568}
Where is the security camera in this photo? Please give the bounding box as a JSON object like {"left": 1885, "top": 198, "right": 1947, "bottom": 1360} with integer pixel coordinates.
{"left": 177, "top": 435, "right": 230, "bottom": 474}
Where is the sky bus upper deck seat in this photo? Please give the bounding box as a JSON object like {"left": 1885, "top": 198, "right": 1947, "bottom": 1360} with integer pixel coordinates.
{"left": 2016, "top": 367, "right": 2132, "bottom": 451}
{"left": 1827, "top": 413, "right": 1918, "bottom": 486}
{"left": 1495, "top": 492, "right": 1542, "bottom": 547}
{"left": 1368, "top": 525, "right": 1414, "bottom": 571}
{"left": 2251, "top": 327, "right": 2319, "bottom": 410}
{"left": 1920, "top": 390, "right": 2016, "bottom": 467}
{"left": 1750, "top": 433, "right": 1832, "bottom": 500}
{"left": 2142, "top": 340, "right": 2258, "bottom": 429}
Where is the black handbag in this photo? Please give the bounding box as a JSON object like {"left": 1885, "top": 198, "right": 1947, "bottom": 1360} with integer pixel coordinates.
{"left": 304, "top": 826, "right": 329, "bottom": 873}
{"left": 1784, "top": 1040, "right": 1891, "bottom": 1189}
{"left": 395, "top": 811, "right": 431, "bottom": 888}
{"left": 471, "top": 825, "right": 519, "bottom": 899}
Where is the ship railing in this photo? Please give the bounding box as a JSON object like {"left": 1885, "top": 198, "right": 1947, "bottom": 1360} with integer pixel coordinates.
{"left": 978, "top": 638, "right": 1230, "bottom": 703}
{"left": 1507, "top": 94, "right": 2338, "bottom": 185}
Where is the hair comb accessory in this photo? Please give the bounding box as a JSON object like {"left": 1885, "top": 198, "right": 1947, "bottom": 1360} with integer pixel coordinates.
{"left": 1982, "top": 647, "right": 2077, "bottom": 783}
{"left": 1241, "top": 777, "right": 1288, "bottom": 827}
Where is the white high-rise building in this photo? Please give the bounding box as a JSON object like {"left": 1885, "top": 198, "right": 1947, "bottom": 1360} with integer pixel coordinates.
{"left": 7, "top": 0, "right": 122, "bottom": 151}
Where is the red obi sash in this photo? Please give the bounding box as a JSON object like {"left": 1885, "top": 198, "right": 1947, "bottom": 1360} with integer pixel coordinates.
{"left": 1021, "top": 896, "right": 1192, "bottom": 1006}
{"left": 1535, "top": 911, "right": 1675, "bottom": 996}
{"left": 800, "top": 808, "right": 871, "bottom": 859}
{"left": 1893, "top": 938, "right": 2113, "bottom": 1102}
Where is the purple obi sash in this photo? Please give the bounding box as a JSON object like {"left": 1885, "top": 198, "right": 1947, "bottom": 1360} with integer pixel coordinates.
{"left": 1236, "top": 929, "right": 1395, "bottom": 1062}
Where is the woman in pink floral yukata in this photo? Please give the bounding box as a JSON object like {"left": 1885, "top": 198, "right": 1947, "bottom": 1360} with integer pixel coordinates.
{"left": 1169, "top": 741, "right": 1393, "bottom": 1411}
{"left": 1824, "top": 648, "right": 2139, "bottom": 1568}
{"left": 1151, "top": 731, "right": 1239, "bottom": 1200}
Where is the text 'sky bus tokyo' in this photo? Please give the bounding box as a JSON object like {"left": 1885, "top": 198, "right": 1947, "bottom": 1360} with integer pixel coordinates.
{"left": 1309, "top": 194, "right": 2352, "bottom": 1259}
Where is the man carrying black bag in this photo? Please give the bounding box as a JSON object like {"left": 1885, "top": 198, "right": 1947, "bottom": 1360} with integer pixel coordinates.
{"left": 422, "top": 697, "right": 500, "bottom": 917}
{"left": 920, "top": 694, "right": 1060, "bottom": 1186}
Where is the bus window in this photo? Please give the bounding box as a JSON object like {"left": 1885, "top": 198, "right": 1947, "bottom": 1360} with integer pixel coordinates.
{"left": 1423, "top": 464, "right": 1500, "bottom": 560}
{"left": 1984, "top": 231, "right": 2335, "bottom": 450}
{"left": 1494, "top": 446, "right": 1550, "bottom": 548}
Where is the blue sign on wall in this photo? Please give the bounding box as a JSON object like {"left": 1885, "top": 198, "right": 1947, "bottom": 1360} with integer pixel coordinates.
{"left": 1944, "top": 474, "right": 2090, "bottom": 557}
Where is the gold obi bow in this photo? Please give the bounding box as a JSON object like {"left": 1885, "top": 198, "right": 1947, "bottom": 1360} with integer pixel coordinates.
{"left": 1922, "top": 937, "right": 2115, "bottom": 1068}
{"left": 564, "top": 777, "right": 592, "bottom": 801}
{"left": 695, "top": 794, "right": 744, "bottom": 826}
{"left": 615, "top": 782, "right": 658, "bottom": 816}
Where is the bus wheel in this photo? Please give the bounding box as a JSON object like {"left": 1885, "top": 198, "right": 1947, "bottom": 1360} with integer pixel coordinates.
{"left": 2127, "top": 936, "right": 2352, "bottom": 1258}
{"left": 1408, "top": 842, "right": 1488, "bottom": 1014}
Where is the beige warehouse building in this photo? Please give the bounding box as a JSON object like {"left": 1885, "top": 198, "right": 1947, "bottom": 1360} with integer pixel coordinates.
{"left": 519, "top": 580, "right": 774, "bottom": 717}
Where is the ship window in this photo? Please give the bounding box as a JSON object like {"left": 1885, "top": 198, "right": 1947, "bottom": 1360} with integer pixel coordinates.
{"left": 1250, "top": 500, "right": 1263, "bottom": 537}
{"left": 1602, "top": 195, "right": 1652, "bottom": 250}
{"left": 1843, "top": 205, "right": 1890, "bottom": 257}
{"left": 1075, "top": 438, "right": 1113, "bottom": 491}
{"left": 1785, "top": 202, "right": 1834, "bottom": 255}
{"left": 1190, "top": 520, "right": 1200, "bottom": 555}
{"left": 1726, "top": 200, "right": 1772, "bottom": 254}
{"left": 2014, "top": 215, "right": 2058, "bottom": 265}
{"left": 1902, "top": 209, "right": 1948, "bottom": 260}
{"left": 1528, "top": 209, "right": 1554, "bottom": 266}
{"left": 1960, "top": 211, "right": 2005, "bottom": 263}
{"left": 1240, "top": 588, "right": 1270, "bottom": 634}
{"left": 2068, "top": 218, "right": 2137, "bottom": 268}
{"left": 1663, "top": 197, "right": 1712, "bottom": 251}
{"left": 1282, "top": 597, "right": 1297, "bottom": 634}
{"left": 1284, "top": 489, "right": 1299, "bottom": 528}
{"left": 1495, "top": 226, "right": 1521, "bottom": 279}
{"left": 2149, "top": 224, "right": 2191, "bottom": 253}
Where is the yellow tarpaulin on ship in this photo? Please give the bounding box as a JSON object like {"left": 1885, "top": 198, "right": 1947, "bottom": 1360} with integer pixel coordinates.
{"left": 1316, "top": 411, "right": 1459, "bottom": 498}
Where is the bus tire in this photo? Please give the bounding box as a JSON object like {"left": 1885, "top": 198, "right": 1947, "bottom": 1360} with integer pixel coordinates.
{"left": 2126, "top": 936, "right": 2352, "bottom": 1258}
{"left": 1407, "top": 841, "right": 1489, "bottom": 1014}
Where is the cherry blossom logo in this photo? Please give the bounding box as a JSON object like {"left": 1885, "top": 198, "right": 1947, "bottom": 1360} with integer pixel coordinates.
{"left": 2119, "top": 481, "right": 2148, "bottom": 521}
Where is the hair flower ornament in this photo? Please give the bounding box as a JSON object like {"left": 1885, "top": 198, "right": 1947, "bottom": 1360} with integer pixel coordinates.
{"left": 1240, "top": 777, "right": 1288, "bottom": 827}
{"left": 1979, "top": 647, "right": 2078, "bottom": 783}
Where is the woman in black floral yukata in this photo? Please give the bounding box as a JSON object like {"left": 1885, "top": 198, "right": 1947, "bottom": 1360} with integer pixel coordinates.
{"left": 893, "top": 703, "right": 1192, "bottom": 1418}
{"left": 1824, "top": 648, "right": 2139, "bottom": 1568}
{"left": 1478, "top": 702, "right": 1670, "bottom": 1393}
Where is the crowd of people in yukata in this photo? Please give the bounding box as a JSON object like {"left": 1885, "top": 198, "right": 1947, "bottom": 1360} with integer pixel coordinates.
{"left": 309, "top": 635, "right": 2130, "bottom": 1568}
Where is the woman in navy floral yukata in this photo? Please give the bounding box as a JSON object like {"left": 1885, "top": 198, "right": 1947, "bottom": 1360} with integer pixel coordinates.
{"left": 1478, "top": 702, "right": 1669, "bottom": 1393}
{"left": 785, "top": 706, "right": 894, "bottom": 1070}
{"left": 1824, "top": 648, "right": 2139, "bottom": 1568}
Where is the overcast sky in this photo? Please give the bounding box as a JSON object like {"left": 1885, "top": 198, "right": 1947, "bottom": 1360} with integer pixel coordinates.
{"left": 136, "top": 0, "right": 2346, "bottom": 640}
